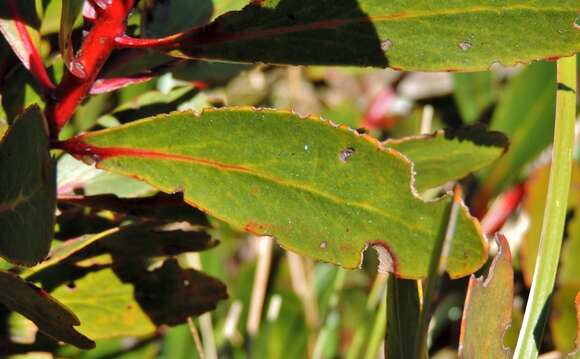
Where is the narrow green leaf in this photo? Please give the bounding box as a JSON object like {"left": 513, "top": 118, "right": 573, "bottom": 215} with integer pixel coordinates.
{"left": 475, "top": 61, "right": 556, "bottom": 212}
{"left": 59, "top": 0, "right": 83, "bottom": 70}
{"left": 386, "top": 126, "right": 508, "bottom": 192}
{"left": 0, "top": 105, "right": 55, "bottom": 265}
{"left": 459, "top": 235, "right": 513, "bottom": 358}
{"left": 168, "top": 0, "right": 580, "bottom": 71}
{"left": 0, "top": 270, "right": 94, "bottom": 349}
{"left": 51, "top": 269, "right": 156, "bottom": 339}
{"left": 62, "top": 108, "right": 487, "bottom": 279}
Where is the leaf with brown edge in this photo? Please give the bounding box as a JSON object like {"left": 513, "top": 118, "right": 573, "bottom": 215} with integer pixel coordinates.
{"left": 459, "top": 235, "right": 512, "bottom": 359}
{"left": 0, "top": 270, "right": 94, "bottom": 349}
{"left": 567, "top": 291, "right": 580, "bottom": 358}
{"left": 166, "top": 0, "right": 580, "bottom": 71}
{"left": 551, "top": 285, "right": 580, "bottom": 354}
{"left": 386, "top": 125, "right": 508, "bottom": 192}
{"left": 0, "top": 105, "right": 56, "bottom": 266}
{"left": 59, "top": 107, "right": 488, "bottom": 279}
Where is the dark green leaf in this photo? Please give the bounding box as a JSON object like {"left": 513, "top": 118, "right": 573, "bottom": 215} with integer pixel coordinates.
{"left": 0, "top": 270, "right": 94, "bottom": 349}
{"left": 168, "top": 0, "right": 580, "bottom": 71}
{"left": 113, "top": 258, "right": 228, "bottom": 326}
{"left": 386, "top": 277, "right": 421, "bottom": 359}
{"left": 59, "top": 0, "right": 83, "bottom": 68}
{"left": 0, "top": 105, "right": 55, "bottom": 265}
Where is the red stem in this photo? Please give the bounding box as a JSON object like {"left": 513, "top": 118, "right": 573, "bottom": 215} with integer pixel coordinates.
{"left": 114, "top": 33, "right": 185, "bottom": 49}
{"left": 6, "top": 0, "right": 56, "bottom": 92}
{"left": 45, "top": 0, "right": 135, "bottom": 138}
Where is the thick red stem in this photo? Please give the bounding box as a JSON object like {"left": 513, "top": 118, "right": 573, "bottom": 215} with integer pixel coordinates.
{"left": 6, "top": 0, "right": 55, "bottom": 92}
{"left": 45, "top": 0, "right": 134, "bottom": 137}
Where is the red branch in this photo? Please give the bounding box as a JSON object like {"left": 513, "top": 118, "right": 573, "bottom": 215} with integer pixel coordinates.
{"left": 45, "top": 0, "right": 135, "bottom": 138}
{"left": 6, "top": 0, "right": 55, "bottom": 92}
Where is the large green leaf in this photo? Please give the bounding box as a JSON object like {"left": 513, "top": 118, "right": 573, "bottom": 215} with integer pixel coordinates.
{"left": 459, "top": 235, "right": 513, "bottom": 358}
{"left": 61, "top": 108, "right": 487, "bottom": 279}
{"left": 0, "top": 270, "right": 94, "bottom": 349}
{"left": 0, "top": 105, "right": 55, "bottom": 265}
{"left": 167, "top": 0, "right": 580, "bottom": 71}
{"left": 386, "top": 126, "right": 508, "bottom": 192}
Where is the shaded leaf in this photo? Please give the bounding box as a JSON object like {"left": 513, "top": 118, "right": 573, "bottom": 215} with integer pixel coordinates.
{"left": 0, "top": 105, "right": 55, "bottom": 265}
{"left": 168, "top": 0, "right": 580, "bottom": 71}
{"left": 59, "top": 192, "right": 209, "bottom": 226}
{"left": 0, "top": 270, "right": 94, "bottom": 349}
{"left": 474, "top": 61, "right": 556, "bottom": 215}
{"left": 59, "top": 0, "right": 83, "bottom": 69}
{"left": 61, "top": 107, "right": 488, "bottom": 279}
{"left": 27, "top": 224, "right": 216, "bottom": 277}
{"left": 550, "top": 285, "right": 580, "bottom": 354}
{"left": 386, "top": 126, "right": 508, "bottom": 192}
{"left": 113, "top": 258, "right": 228, "bottom": 326}
{"left": 519, "top": 162, "right": 580, "bottom": 286}
{"left": 453, "top": 72, "right": 496, "bottom": 124}
{"left": 51, "top": 269, "right": 156, "bottom": 339}
{"left": 386, "top": 277, "right": 421, "bottom": 359}
{"left": 459, "top": 235, "right": 512, "bottom": 359}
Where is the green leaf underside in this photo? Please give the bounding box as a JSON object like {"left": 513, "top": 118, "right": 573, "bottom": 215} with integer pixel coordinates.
{"left": 169, "top": 0, "right": 580, "bottom": 71}
{"left": 459, "top": 235, "right": 513, "bottom": 358}
{"left": 386, "top": 126, "right": 508, "bottom": 192}
{"left": 0, "top": 270, "right": 94, "bottom": 349}
{"left": 66, "top": 108, "right": 487, "bottom": 279}
{"left": 0, "top": 105, "right": 55, "bottom": 265}
{"left": 0, "top": 0, "right": 42, "bottom": 71}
